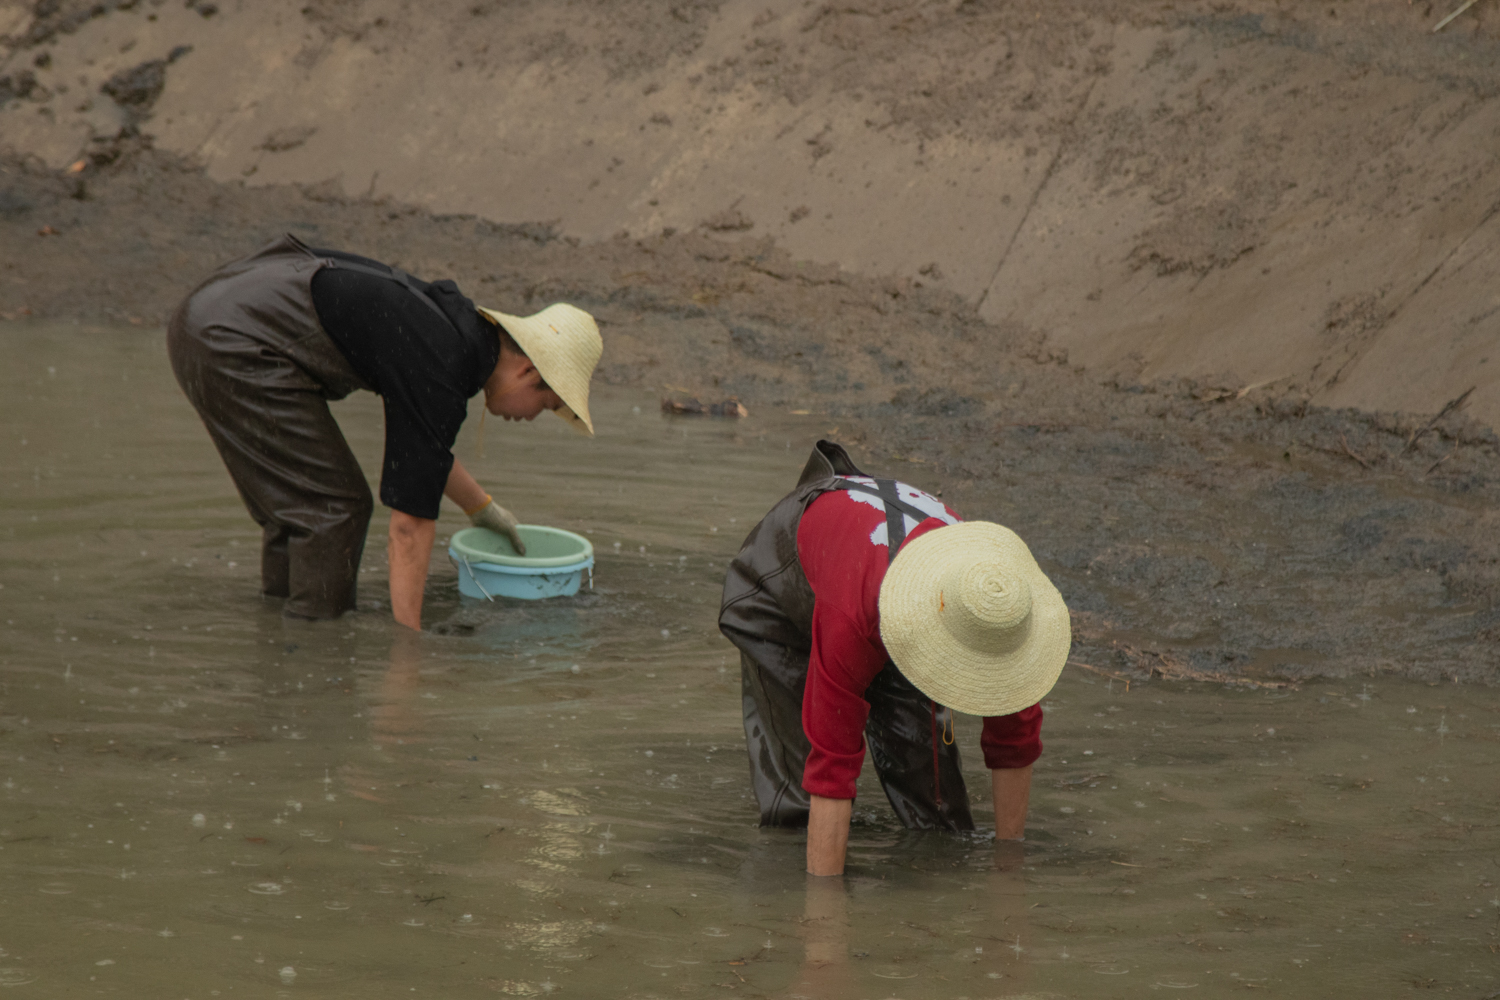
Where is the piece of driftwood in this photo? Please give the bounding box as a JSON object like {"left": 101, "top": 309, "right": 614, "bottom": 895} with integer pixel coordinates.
{"left": 661, "top": 396, "right": 749, "bottom": 418}
{"left": 1403, "top": 386, "right": 1475, "bottom": 453}
{"left": 1112, "top": 642, "right": 1299, "bottom": 690}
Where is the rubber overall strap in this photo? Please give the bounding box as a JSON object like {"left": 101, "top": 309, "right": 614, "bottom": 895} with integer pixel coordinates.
{"left": 321, "top": 258, "right": 457, "bottom": 331}
{"left": 875, "top": 479, "right": 909, "bottom": 566}
{"left": 834, "top": 479, "right": 932, "bottom": 565}
{"left": 930, "top": 699, "right": 942, "bottom": 808}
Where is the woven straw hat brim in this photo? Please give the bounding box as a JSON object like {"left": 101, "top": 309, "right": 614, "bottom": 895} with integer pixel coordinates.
{"left": 878, "top": 521, "right": 1070, "bottom": 717}
{"left": 478, "top": 303, "right": 602, "bottom": 437}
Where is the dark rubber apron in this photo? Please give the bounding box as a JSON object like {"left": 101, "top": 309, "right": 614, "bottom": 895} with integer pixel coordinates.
{"left": 719, "top": 440, "right": 972, "bottom": 830}
{"left": 167, "top": 233, "right": 454, "bottom": 620}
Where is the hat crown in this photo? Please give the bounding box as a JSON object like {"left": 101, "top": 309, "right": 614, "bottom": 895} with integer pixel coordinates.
{"left": 941, "top": 560, "right": 1033, "bottom": 656}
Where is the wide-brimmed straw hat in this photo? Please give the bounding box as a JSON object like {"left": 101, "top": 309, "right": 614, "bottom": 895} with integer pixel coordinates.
{"left": 477, "top": 303, "right": 603, "bottom": 436}
{"left": 878, "top": 521, "right": 1070, "bottom": 716}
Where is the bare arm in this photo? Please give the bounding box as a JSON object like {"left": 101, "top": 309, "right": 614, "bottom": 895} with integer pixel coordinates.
{"left": 807, "top": 794, "right": 853, "bottom": 876}
{"left": 991, "top": 764, "right": 1033, "bottom": 840}
{"left": 388, "top": 511, "right": 436, "bottom": 630}
{"left": 444, "top": 458, "right": 488, "bottom": 514}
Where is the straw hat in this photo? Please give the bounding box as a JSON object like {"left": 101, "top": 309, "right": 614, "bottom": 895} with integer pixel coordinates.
{"left": 878, "top": 521, "right": 1070, "bottom": 716}
{"left": 478, "top": 303, "right": 603, "bottom": 436}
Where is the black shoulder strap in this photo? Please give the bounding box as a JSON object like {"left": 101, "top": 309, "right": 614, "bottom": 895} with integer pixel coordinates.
{"left": 876, "top": 479, "right": 908, "bottom": 566}
{"left": 322, "top": 257, "right": 456, "bottom": 331}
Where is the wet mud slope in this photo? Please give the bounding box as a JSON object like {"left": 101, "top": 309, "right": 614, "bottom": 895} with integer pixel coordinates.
{"left": 1, "top": 0, "right": 1498, "bottom": 685}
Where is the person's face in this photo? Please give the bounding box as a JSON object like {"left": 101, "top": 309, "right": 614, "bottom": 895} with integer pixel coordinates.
{"left": 485, "top": 354, "right": 562, "bottom": 421}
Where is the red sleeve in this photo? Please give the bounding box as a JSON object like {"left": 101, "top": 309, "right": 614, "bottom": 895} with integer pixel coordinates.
{"left": 980, "top": 703, "right": 1043, "bottom": 769}
{"left": 800, "top": 601, "right": 887, "bottom": 800}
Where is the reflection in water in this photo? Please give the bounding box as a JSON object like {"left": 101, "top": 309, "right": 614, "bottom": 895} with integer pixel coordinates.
{"left": 1, "top": 324, "right": 1499, "bottom": 997}
{"left": 793, "top": 845, "right": 1032, "bottom": 997}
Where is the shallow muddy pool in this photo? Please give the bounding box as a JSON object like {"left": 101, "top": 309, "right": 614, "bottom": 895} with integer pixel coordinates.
{"left": 2, "top": 323, "right": 1498, "bottom": 998}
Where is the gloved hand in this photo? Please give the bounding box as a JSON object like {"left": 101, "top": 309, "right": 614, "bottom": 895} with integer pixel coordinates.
{"left": 467, "top": 495, "right": 526, "bottom": 555}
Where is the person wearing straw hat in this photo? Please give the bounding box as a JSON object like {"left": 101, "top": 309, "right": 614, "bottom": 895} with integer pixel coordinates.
{"left": 719, "top": 440, "right": 1070, "bottom": 875}
{"left": 168, "top": 233, "right": 601, "bottom": 629}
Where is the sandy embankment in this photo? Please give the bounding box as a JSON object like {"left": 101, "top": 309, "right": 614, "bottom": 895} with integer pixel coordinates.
{"left": 3, "top": 0, "right": 1499, "bottom": 425}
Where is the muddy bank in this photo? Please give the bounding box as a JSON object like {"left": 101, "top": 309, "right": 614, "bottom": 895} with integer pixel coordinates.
{"left": 3, "top": 0, "right": 1500, "bottom": 427}
{"left": 1, "top": 145, "right": 1497, "bottom": 685}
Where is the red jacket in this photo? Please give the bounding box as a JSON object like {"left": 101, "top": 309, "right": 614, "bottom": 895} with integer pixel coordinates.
{"left": 796, "top": 486, "right": 1043, "bottom": 800}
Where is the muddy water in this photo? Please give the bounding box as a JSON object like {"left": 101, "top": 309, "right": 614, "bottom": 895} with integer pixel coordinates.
{"left": 2, "top": 323, "right": 1498, "bottom": 998}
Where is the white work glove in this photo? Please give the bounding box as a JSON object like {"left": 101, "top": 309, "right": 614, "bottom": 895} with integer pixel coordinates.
{"left": 467, "top": 495, "right": 526, "bottom": 555}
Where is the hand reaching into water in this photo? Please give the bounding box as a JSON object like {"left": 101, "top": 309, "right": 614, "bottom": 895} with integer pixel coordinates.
{"left": 469, "top": 496, "right": 526, "bottom": 555}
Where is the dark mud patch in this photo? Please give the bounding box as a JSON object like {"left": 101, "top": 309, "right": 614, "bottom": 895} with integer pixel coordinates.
{"left": 2, "top": 148, "right": 1497, "bottom": 685}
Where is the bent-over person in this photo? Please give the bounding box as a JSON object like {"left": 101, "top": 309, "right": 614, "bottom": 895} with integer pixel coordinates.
{"left": 168, "top": 233, "right": 602, "bottom": 629}
{"left": 719, "top": 440, "right": 1070, "bottom": 874}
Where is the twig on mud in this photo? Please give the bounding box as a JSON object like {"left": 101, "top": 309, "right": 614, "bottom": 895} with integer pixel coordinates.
{"left": 1067, "top": 659, "right": 1134, "bottom": 690}
{"left": 1433, "top": 0, "right": 1483, "bottom": 32}
{"left": 1194, "top": 375, "right": 1290, "bottom": 403}
{"left": 1424, "top": 449, "right": 1456, "bottom": 478}
{"left": 1339, "top": 433, "right": 1372, "bottom": 470}
{"left": 1235, "top": 375, "right": 1291, "bottom": 400}
{"left": 1403, "top": 386, "right": 1475, "bottom": 453}
{"left": 1055, "top": 772, "right": 1111, "bottom": 788}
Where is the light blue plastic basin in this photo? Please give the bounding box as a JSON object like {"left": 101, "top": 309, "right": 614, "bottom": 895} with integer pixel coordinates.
{"left": 448, "top": 526, "right": 594, "bottom": 601}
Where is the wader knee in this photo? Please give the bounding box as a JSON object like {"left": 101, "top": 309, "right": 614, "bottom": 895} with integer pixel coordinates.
{"left": 739, "top": 649, "right": 814, "bottom": 827}
{"left": 281, "top": 485, "right": 372, "bottom": 620}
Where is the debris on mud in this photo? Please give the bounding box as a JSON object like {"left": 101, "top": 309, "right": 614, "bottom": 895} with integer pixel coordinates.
{"left": 99, "top": 45, "right": 191, "bottom": 118}
{"left": 661, "top": 396, "right": 749, "bottom": 418}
